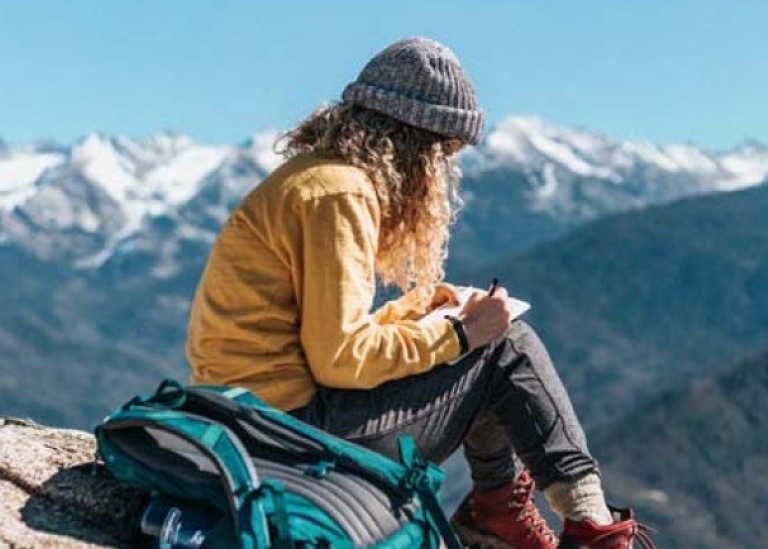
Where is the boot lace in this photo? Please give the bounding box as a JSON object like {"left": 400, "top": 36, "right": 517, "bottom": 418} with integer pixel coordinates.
{"left": 508, "top": 472, "right": 558, "bottom": 545}
{"left": 632, "top": 521, "right": 658, "bottom": 549}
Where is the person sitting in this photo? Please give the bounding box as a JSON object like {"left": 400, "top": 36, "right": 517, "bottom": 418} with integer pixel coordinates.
{"left": 186, "top": 36, "right": 655, "bottom": 549}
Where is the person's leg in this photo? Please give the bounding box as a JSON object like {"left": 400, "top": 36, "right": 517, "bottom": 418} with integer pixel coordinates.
{"left": 291, "top": 320, "right": 608, "bottom": 547}
{"left": 453, "top": 409, "right": 557, "bottom": 548}
{"left": 462, "top": 409, "right": 522, "bottom": 491}
{"left": 291, "top": 343, "right": 500, "bottom": 467}
{"left": 479, "top": 322, "right": 654, "bottom": 548}
{"left": 292, "top": 319, "right": 652, "bottom": 548}
{"left": 481, "top": 322, "right": 612, "bottom": 526}
{"left": 291, "top": 325, "right": 558, "bottom": 548}
{"left": 292, "top": 321, "right": 597, "bottom": 480}
{"left": 479, "top": 321, "right": 598, "bottom": 487}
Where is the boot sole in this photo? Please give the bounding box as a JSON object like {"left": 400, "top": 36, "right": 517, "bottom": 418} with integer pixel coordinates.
{"left": 452, "top": 521, "right": 523, "bottom": 549}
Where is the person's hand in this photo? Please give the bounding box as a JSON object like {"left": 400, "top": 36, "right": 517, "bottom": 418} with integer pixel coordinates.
{"left": 459, "top": 286, "right": 512, "bottom": 349}
{"left": 428, "top": 282, "right": 461, "bottom": 312}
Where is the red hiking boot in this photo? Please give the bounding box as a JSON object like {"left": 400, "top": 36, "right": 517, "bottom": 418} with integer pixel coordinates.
{"left": 559, "top": 507, "right": 656, "bottom": 549}
{"left": 450, "top": 469, "right": 558, "bottom": 548}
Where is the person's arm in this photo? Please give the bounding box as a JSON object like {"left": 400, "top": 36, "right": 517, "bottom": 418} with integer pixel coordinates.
{"left": 298, "top": 189, "right": 461, "bottom": 389}
{"left": 372, "top": 282, "right": 462, "bottom": 324}
{"left": 370, "top": 289, "right": 428, "bottom": 324}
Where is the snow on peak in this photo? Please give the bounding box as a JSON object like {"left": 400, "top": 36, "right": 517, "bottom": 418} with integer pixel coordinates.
{"left": 663, "top": 144, "right": 718, "bottom": 173}
{"left": 71, "top": 133, "right": 141, "bottom": 203}
{"left": 0, "top": 149, "right": 65, "bottom": 210}
{"left": 139, "top": 131, "right": 196, "bottom": 155}
{"left": 482, "top": 116, "right": 620, "bottom": 180}
{"left": 716, "top": 145, "right": 768, "bottom": 190}
{"left": 0, "top": 130, "right": 281, "bottom": 222}
{"left": 69, "top": 131, "right": 232, "bottom": 209}
{"left": 65, "top": 132, "right": 232, "bottom": 268}
{"left": 477, "top": 116, "right": 768, "bottom": 190}
{"left": 112, "top": 133, "right": 194, "bottom": 169}
{"left": 143, "top": 143, "right": 229, "bottom": 207}
{"left": 245, "top": 130, "right": 283, "bottom": 173}
{"left": 2, "top": 121, "right": 767, "bottom": 269}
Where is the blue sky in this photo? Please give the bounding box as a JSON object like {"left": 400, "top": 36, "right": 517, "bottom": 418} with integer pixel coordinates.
{"left": 1, "top": 0, "right": 766, "bottom": 150}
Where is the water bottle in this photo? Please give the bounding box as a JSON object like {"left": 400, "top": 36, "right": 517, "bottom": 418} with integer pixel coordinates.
{"left": 140, "top": 496, "right": 222, "bottom": 549}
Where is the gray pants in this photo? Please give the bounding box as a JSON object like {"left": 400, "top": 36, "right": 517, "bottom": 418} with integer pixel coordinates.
{"left": 290, "top": 320, "right": 598, "bottom": 490}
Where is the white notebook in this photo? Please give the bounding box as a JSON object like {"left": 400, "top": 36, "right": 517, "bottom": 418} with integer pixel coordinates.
{"left": 419, "top": 286, "right": 531, "bottom": 324}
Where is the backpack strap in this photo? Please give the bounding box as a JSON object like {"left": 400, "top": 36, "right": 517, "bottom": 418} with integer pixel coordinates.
{"left": 252, "top": 480, "right": 293, "bottom": 549}
{"left": 398, "top": 436, "right": 463, "bottom": 549}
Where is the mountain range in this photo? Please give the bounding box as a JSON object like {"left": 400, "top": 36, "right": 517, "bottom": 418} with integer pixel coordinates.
{"left": 452, "top": 117, "right": 768, "bottom": 266}
{"left": 3, "top": 116, "right": 768, "bottom": 273}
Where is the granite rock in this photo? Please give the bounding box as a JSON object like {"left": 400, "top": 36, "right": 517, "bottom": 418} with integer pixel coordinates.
{"left": 0, "top": 418, "right": 146, "bottom": 549}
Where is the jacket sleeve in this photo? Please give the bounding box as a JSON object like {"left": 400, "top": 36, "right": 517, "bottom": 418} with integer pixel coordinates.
{"left": 371, "top": 288, "right": 430, "bottom": 324}
{"left": 297, "top": 190, "right": 461, "bottom": 389}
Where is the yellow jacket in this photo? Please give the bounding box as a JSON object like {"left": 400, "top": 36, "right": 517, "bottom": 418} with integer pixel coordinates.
{"left": 187, "top": 153, "right": 461, "bottom": 411}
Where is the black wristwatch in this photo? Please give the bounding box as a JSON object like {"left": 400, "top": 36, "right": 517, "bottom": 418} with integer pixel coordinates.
{"left": 445, "top": 316, "right": 470, "bottom": 355}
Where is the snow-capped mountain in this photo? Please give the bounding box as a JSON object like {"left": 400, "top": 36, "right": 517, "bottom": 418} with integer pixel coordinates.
{"left": 463, "top": 116, "right": 768, "bottom": 213}
{"left": 1, "top": 117, "right": 767, "bottom": 272}
{"left": 469, "top": 116, "right": 768, "bottom": 189}
{"left": 0, "top": 130, "right": 281, "bottom": 268}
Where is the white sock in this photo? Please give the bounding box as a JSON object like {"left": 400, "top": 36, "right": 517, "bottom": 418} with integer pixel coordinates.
{"left": 543, "top": 472, "right": 613, "bottom": 525}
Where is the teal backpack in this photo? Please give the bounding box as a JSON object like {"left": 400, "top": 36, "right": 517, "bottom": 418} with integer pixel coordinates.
{"left": 95, "top": 379, "right": 463, "bottom": 549}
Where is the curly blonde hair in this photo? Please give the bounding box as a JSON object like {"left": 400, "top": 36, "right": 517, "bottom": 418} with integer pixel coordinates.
{"left": 278, "top": 103, "right": 463, "bottom": 304}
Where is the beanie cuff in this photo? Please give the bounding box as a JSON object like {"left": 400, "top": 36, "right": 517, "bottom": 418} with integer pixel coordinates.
{"left": 343, "top": 82, "right": 485, "bottom": 145}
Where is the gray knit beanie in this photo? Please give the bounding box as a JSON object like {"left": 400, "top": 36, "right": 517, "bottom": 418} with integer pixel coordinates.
{"left": 342, "top": 37, "right": 485, "bottom": 145}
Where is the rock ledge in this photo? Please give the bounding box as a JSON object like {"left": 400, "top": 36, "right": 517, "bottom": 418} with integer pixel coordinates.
{"left": 0, "top": 418, "right": 145, "bottom": 549}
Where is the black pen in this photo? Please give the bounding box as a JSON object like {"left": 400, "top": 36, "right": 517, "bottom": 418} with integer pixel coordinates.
{"left": 487, "top": 277, "right": 499, "bottom": 297}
